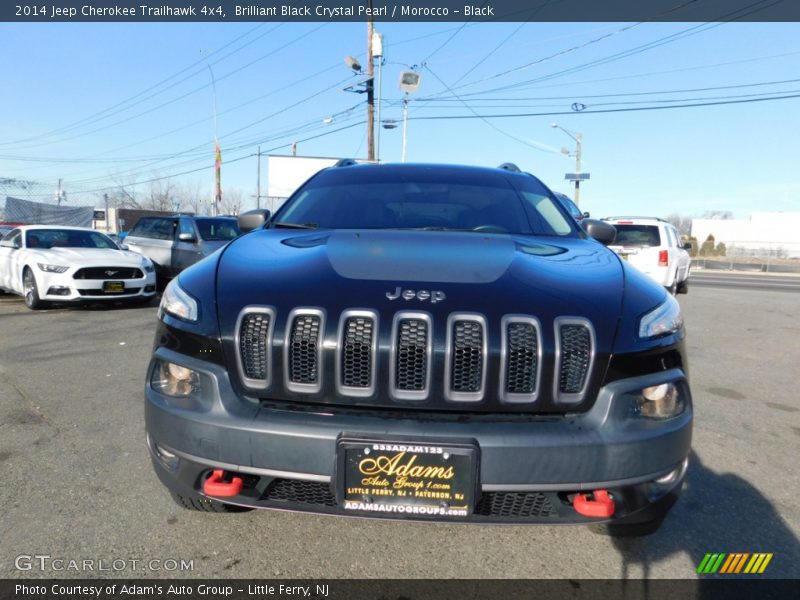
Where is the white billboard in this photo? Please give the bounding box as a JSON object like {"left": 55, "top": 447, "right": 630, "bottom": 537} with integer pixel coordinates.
{"left": 267, "top": 155, "right": 342, "bottom": 200}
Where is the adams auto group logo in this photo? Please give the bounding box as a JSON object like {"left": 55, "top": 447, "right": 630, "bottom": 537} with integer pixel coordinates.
{"left": 697, "top": 552, "right": 773, "bottom": 574}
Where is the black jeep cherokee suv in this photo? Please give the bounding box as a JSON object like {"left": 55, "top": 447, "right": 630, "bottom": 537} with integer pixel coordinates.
{"left": 146, "top": 162, "right": 691, "bottom": 536}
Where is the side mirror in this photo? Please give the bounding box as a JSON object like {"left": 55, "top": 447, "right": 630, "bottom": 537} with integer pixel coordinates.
{"left": 581, "top": 219, "right": 617, "bottom": 246}
{"left": 118, "top": 243, "right": 130, "bottom": 251}
{"left": 239, "top": 209, "right": 271, "bottom": 233}
{"left": 0, "top": 240, "right": 16, "bottom": 248}
{"left": 177, "top": 232, "right": 197, "bottom": 243}
{"left": 582, "top": 211, "right": 591, "bottom": 219}
{"left": 682, "top": 242, "right": 692, "bottom": 250}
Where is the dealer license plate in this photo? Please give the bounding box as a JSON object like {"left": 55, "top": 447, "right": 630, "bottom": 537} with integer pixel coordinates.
{"left": 337, "top": 438, "right": 478, "bottom": 518}
{"left": 103, "top": 281, "right": 125, "bottom": 293}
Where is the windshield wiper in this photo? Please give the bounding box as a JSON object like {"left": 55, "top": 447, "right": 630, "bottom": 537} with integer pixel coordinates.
{"left": 272, "top": 222, "right": 319, "bottom": 229}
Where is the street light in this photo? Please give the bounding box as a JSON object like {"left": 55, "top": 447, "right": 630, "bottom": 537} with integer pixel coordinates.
{"left": 551, "top": 123, "right": 588, "bottom": 205}
{"left": 398, "top": 70, "right": 421, "bottom": 162}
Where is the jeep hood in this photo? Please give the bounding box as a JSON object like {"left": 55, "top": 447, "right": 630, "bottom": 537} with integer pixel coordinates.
{"left": 215, "top": 229, "right": 625, "bottom": 346}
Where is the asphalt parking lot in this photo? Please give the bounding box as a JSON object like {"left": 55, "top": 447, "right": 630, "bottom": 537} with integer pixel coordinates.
{"left": 1, "top": 279, "right": 798, "bottom": 579}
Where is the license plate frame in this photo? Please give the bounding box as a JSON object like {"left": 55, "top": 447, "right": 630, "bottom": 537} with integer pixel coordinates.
{"left": 102, "top": 280, "right": 125, "bottom": 294}
{"left": 336, "top": 436, "right": 479, "bottom": 519}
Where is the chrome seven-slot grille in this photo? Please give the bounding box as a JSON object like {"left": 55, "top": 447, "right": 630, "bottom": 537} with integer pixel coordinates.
{"left": 236, "top": 309, "right": 594, "bottom": 404}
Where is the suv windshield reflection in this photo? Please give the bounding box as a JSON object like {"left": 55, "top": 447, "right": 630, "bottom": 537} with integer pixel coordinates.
{"left": 275, "top": 172, "right": 574, "bottom": 236}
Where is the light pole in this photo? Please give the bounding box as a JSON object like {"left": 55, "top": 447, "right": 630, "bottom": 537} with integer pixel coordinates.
{"left": 551, "top": 123, "right": 588, "bottom": 205}
{"left": 398, "top": 70, "right": 421, "bottom": 162}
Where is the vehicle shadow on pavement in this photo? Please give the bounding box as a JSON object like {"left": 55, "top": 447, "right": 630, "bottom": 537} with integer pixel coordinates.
{"left": 610, "top": 451, "right": 800, "bottom": 581}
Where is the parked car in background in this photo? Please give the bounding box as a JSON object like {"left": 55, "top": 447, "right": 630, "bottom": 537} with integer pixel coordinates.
{"left": 553, "top": 192, "right": 589, "bottom": 223}
{"left": 124, "top": 215, "right": 240, "bottom": 281}
{"left": 0, "top": 225, "right": 156, "bottom": 309}
{"left": 603, "top": 217, "right": 691, "bottom": 294}
{"left": 0, "top": 225, "right": 14, "bottom": 239}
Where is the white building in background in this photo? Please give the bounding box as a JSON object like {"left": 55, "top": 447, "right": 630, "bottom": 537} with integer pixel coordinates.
{"left": 691, "top": 212, "right": 800, "bottom": 258}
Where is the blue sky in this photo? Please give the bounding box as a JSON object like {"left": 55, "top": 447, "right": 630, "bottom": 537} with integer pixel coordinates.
{"left": 1, "top": 21, "right": 799, "bottom": 218}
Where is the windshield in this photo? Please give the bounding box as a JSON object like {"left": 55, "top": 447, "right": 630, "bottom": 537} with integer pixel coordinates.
{"left": 195, "top": 218, "right": 240, "bottom": 241}
{"left": 26, "top": 229, "right": 118, "bottom": 249}
{"left": 274, "top": 169, "right": 574, "bottom": 236}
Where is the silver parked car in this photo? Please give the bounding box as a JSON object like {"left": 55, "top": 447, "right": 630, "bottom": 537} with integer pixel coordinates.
{"left": 124, "top": 215, "right": 240, "bottom": 282}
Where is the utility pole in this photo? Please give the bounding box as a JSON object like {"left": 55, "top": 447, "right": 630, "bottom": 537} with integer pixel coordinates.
{"left": 401, "top": 94, "right": 409, "bottom": 162}
{"left": 252, "top": 146, "right": 263, "bottom": 210}
{"left": 103, "top": 193, "right": 110, "bottom": 232}
{"left": 551, "top": 123, "right": 589, "bottom": 206}
{"left": 574, "top": 133, "right": 583, "bottom": 205}
{"left": 373, "top": 31, "right": 384, "bottom": 162}
{"left": 56, "top": 178, "right": 65, "bottom": 206}
{"left": 366, "top": 4, "right": 375, "bottom": 161}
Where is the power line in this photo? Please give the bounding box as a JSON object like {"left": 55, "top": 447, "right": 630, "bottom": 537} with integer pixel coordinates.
{"left": 5, "top": 23, "right": 329, "bottom": 152}
{"left": 423, "top": 64, "right": 561, "bottom": 155}
{"left": 407, "top": 91, "right": 800, "bottom": 121}
{"left": 0, "top": 23, "right": 274, "bottom": 147}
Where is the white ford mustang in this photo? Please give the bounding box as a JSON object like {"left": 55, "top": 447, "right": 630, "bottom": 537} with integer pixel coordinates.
{"left": 0, "top": 225, "right": 157, "bottom": 310}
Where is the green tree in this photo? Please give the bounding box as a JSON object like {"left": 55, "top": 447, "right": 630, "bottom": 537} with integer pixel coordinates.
{"left": 700, "top": 234, "right": 716, "bottom": 256}
{"left": 715, "top": 241, "right": 727, "bottom": 257}
{"left": 686, "top": 236, "right": 699, "bottom": 257}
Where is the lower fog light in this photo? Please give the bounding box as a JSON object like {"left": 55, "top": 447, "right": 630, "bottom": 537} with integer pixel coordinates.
{"left": 151, "top": 360, "right": 200, "bottom": 398}
{"left": 152, "top": 441, "right": 180, "bottom": 471}
{"left": 635, "top": 382, "right": 684, "bottom": 419}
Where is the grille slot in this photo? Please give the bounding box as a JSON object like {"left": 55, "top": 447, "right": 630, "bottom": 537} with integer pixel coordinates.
{"left": 73, "top": 267, "right": 143, "bottom": 280}
{"left": 263, "top": 479, "right": 336, "bottom": 507}
{"left": 238, "top": 310, "right": 273, "bottom": 385}
{"left": 286, "top": 310, "right": 324, "bottom": 393}
{"left": 474, "top": 492, "right": 558, "bottom": 518}
{"left": 337, "top": 311, "right": 378, "bottom": 396}
{"left": 555, "top": 318, "right": 594, "bottom": 403}
{"left": 500, "top": 316, "right": 541, "bottom": 403}
{"left": 390, "top": 313, "right": 432, "bottom": 401}
{"left": 445, "top": 314, "right": 486, "bottom": 402}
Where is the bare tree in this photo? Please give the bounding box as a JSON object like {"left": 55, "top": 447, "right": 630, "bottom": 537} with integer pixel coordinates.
{"left": 173, "top": 179, "right": 204, "bottom": 215}
{"left": 665, "top": 213, "right": 692, "bottom": 236}
{"left": 220, "top": 188, "right": 244, "bottom": 216}
{"left": 701, "top": 210, "right": 734, "bottom": 220}
{"left": 144, "top": 177, "right": 178, "bottom": 212}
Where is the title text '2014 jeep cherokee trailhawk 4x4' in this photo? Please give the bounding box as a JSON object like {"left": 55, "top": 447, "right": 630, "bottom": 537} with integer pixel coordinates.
{"left": 145, "top": 162, "right": 692, "bottom": 536}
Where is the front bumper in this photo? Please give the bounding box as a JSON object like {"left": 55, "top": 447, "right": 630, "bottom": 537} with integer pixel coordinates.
{"left": 37, "top": 269, "right": 156, "bottom": 301}
{"left": 145, "top": 347, "right": 692, "bottom": 524}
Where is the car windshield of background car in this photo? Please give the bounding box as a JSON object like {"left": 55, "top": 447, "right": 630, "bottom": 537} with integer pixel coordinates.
{"left": 195, "top": 218, "right": 240, "bottom": 241}
{"left": 27, "top": 229, "right": 117, "bottom": 249}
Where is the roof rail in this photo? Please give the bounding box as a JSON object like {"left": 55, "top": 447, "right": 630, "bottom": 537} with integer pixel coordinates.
{"left": 333, "top": 158, "right": 358, "bottom": 168}
{"left": 497, "top": 162, "right": 521, "bottom": 173}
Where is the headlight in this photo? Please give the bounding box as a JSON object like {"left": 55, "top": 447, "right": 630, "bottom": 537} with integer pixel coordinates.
{"left": 143, "top": 262, "right": 155, "bottom": 273}
{"left": 638, "top": 296, "right": 683, "bottom": 339}
{"left": 632, "top": 382, "right": 685, "bottom": 419}
{"left": 150, "top": 359, "right": 200, "bottom": 397}
{"left": 37, "top": 263, "right": 68, "bottom": 273}
{"left": 159, "top": 279, "right": 198, "bottom": 322}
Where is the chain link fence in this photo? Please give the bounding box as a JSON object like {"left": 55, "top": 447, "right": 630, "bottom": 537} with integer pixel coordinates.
{"left": 694, "top": 241, "right": 800, "bottom": 274}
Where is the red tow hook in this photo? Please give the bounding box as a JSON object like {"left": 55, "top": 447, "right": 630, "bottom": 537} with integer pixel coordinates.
{"left": 573, "top": 489, "right": 615, "bottom": 518}
{"left": 203, "top": 469, "right": 243, "bottom": 498}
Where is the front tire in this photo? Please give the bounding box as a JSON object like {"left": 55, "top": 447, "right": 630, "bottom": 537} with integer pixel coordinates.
{"left": 23, "top": 268, "right": 48, "bottom": 310}
{"left": 676, "top": 277, "right": 689, "bottom": 294}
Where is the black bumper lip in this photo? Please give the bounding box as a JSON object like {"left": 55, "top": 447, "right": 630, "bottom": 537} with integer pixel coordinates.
{"left": 145, "top": 346, "right": 692, "bottom": 490}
